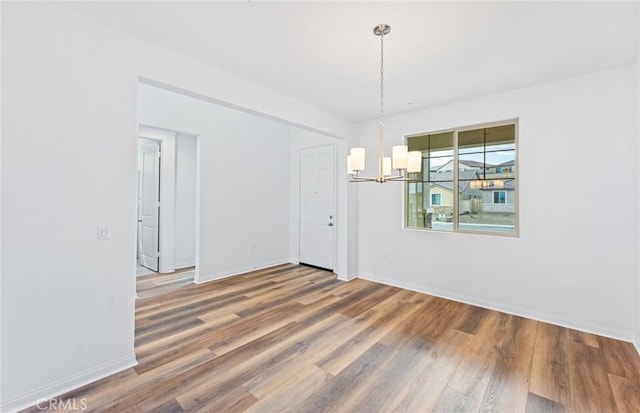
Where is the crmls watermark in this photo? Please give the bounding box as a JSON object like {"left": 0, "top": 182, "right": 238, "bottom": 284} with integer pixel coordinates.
{"left": 36, "top": 398, "right": 88, "bottom": 411}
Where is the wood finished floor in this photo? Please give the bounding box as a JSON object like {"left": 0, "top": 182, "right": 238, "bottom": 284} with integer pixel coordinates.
{"left": 22, "top": 264, "right": 640, "bottom": 413}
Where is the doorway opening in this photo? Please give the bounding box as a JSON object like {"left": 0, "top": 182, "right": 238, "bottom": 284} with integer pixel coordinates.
{"left": 137, "top": 138, "right": 161, "bottom": 273}
{"left": 298, "top": 144, "right": 336, "bottom": 272}
{"left": 136, "top": 126, "right": 199, "bottom": 288}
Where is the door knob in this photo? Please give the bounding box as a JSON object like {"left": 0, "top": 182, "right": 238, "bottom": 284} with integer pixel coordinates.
{"left": 328, "top": 222, "right": 333, "bottom": 226}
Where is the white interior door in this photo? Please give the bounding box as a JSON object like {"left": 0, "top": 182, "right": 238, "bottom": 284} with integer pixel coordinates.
{"left": 139, "top": 140, "right": 161, "bottom": 271}
{"left": 299, "top": 145, "right": 335, "bottom": 271}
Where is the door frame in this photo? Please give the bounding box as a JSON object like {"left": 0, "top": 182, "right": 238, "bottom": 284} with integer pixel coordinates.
{"left": 137, "top": 125, "right": 201, "bottom": 280}
{"left": 298, "top": 143, "right": 337, "bottom": 272}
{"left": 137, "top": 138, "right": 161, "bottom": 272}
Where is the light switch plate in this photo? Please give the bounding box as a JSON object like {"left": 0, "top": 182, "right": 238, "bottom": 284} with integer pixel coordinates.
{"left": 98, "top": 225, "right": 110, "bottom": 240}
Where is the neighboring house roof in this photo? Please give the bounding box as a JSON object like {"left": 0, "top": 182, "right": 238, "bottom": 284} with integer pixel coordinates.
{"left": 457, "top": 159, "right": 487, "bottom": 169}
{"left": 495, "top": 159, "right": 515, "bottom": 167}
{"left": 435, "top": 159, "right": 494, "bottom": 172}
{"left": 431, "top": 181, "right": 462, "bottom": 191}
{"left": 429, "top": 170, "right": 479, "bottom": 192}
{"left": 479, "top": 180, "right": 516, "bottom": 190}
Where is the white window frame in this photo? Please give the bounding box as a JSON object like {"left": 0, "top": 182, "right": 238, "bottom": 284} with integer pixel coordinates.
{"left": 431, "top": 192, "right": 442, "bottom": 206}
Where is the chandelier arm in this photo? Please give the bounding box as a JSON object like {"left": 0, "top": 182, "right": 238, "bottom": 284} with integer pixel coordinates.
{"left": 352, "top": 170, "right": 419, "bottom": 183}
{"left": 386, "top": 176, "right": 418, "bottom": 182}
{"left": 349, "top": 176, "right": 380, "bottom": 183}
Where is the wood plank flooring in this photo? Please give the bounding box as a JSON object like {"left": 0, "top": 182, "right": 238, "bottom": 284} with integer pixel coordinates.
{"left": 21, "top": 264, "right": 640, "bottom": 412}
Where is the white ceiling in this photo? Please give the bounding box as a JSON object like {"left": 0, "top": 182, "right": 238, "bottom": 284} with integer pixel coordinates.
{"left": 58, "top": 1, "right": 639, "bottom": 122}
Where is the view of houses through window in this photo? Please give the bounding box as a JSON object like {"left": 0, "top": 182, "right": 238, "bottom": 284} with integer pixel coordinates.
{"left": 406, "top": 122, "right": 517, "bottom": 235}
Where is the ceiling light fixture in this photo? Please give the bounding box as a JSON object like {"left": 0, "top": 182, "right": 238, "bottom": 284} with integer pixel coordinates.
{"left": 348, "top": 24, "right": 422, "bottom": 183}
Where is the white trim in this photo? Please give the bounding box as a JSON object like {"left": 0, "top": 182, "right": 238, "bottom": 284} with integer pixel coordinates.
{"left": 194, "top": 135, "right": 201, "bottom": 283}
{"left": 358, "top": 272, "right": 635, "bottom": 342}
{"left": 194, "top": 260, "right": 294, "bottom": 284}
{"left": 298, "top": 144, "right": 337, "bottom": 272}
{"left": 634, "top": 339, "right": 640, "bottom": 358}
{"left": 331, "top": 144, "right": 338, "bottom": 274}
{"left": 0, "top": 354, "right": 137, "bottom": 413}
{"left": 337, "top": 273, "right": 357, "bottom": 282}
{"left": 174, "top": 261, "right": 196, "bottom": 270}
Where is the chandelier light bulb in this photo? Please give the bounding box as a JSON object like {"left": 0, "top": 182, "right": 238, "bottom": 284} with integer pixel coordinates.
{"left": 350, "top": 148, "right": 366, "bottom": 171}
{"left": 392, "top": 146, "right": 409, "bottom": 170}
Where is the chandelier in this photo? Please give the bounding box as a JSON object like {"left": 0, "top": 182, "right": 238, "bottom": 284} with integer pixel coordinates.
{"left": 348, "top": 24, "right": 422, "bottom": 183}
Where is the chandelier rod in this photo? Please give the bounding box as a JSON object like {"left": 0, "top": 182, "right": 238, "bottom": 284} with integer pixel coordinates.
{"left": 377, "top": 24, "right": 386, "bottom": 180}
{"left": 378, "top": 24, "right": 385, "bottom": 179}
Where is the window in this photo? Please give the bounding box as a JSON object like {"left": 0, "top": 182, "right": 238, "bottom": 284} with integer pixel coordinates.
{"left": 405, "top": 121, "right": 517, "bottom": 235}
{"left": 493, "top": 191, "right": 506, "bottom": 204}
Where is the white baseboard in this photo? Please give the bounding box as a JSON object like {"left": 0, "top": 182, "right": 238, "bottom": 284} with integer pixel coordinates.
{"left": 358, "top": 272, "right": 635, "bottom": 343}
{"left": 0, "top": 353, "right": 137, "bottom": 413}
{"left": 174, "top": 261, "right": 196, "bottom": 270}
{"left": 194, "top": 259, "right": 293, "bottom": 284}
{"left": 634, "top": 338, "right": 640, "bottom": 358}
{"left": 337, "top": 272, "right": 358, "bottom": 282}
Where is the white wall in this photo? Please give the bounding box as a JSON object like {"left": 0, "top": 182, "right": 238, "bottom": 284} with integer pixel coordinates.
{"left": 0, "top": 3, "right": 354, "bottom": 411}
{"left": 138, "top": 83, "right": 291, "bottom": 282}
{"left": 174, "top": 133, "right": 197, "bottom": 269}
{"left": 357, "top": 64, "right": 639, "bottom": 341}
{"left": 2, "top": 4, "right": 138, "bottom": 410}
